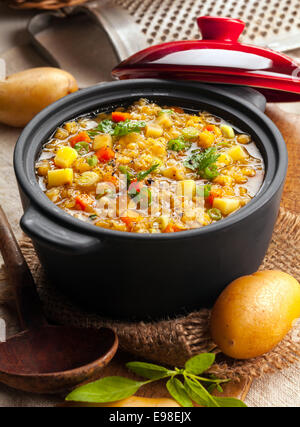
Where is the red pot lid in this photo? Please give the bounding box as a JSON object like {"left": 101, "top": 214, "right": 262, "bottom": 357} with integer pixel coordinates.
{"left": 112, "top": 16, "right": 300, "bottom": 102}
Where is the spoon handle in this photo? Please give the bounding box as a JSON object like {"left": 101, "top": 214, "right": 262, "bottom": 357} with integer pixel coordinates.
{"left": 0, "top": 206, "right": 47, "bottom": 330}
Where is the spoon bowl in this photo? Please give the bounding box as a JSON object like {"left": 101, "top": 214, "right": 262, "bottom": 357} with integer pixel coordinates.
{"left": 0, "top": 205, "right": 118, "bottom": 394}
{"left": 0, "top": 326, "right": 118, "bottom": 393}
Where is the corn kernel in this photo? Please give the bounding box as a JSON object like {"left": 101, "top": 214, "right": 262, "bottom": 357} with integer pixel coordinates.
{"left": 239, "top": 187, "right": 248, "bottom": 196}
{"left": 46, "top": 188, "right": 60, "bottom": 202}
{"left": 127, "top": 143, "right": 139, "bottom": 150}
{"left": 64, "top": 121, "right": 78, "bottom": 134}
{"left": 54, "top": 146, "right": 78, "bottom": 168}
{"left": 37, "top": 162, "right": 50, "bottom": 176}
{"left": 74, "top": 158, "right": 92, "bottom": 173}
{"left": 48, "top": 169, "right": 73, "bottom": 187}
{"left": 213, "top": 175, "right": 234, "bottom": 186}
{"left": 242, "top": 166, "right": 256, "bottom": 177}
{"left": 232, "top": 172, "right": 248, "bottom": 184}
{"left": 237, "top": 134, "right": 251, "bottom": 144}
{"left": 55, "top": 128, "right": 69, "bottom": 140}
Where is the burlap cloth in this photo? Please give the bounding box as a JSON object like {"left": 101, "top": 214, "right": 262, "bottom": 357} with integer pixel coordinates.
{"left": 1, "top": 207, "right": 298, "bottom": 383}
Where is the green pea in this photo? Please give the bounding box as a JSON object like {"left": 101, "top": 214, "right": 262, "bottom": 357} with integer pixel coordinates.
{"left": 87, "top": 155, "right": 98, "bottom": 167}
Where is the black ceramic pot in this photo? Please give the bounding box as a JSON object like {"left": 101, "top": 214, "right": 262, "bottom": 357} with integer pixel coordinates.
{"left": 14, "top": 80, "right": 288, "bottom": 320}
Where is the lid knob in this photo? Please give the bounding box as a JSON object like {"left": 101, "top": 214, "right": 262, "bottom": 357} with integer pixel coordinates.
{"left": 197, "top": 16, "right": 245, "bottom": 42}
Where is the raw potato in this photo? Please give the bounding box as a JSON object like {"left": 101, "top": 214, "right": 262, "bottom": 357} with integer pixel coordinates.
{"left": 210, "top": 270, "right": 300, "bottom": 359}
{"left": 0, "top": 67, "right": 78, "bottom": 127}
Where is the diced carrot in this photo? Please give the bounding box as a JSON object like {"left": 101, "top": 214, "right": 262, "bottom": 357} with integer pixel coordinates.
{"left": 204, "top": 125, "right": 216, "bottom": 132}
{"left": 111, "top": 112, "right": 131, "bottom": 122}
{"left": 171, "top": 106, "right": 184, "bottom": 114}
{"left": 69, "top": 132, "right": 91, "bottom": 148}
{"left": 120, "top": 216, "right": 135, "bottom": 228}
{"left": 96, "top": 147, "right": 115, "bottom": 163}
{"left": 172, "top": 224, "right": 184, "bottom": 232}
{"left": 164, "top": 223, "right": 182, "bottom": 233}
{"left": 203, "top": 124, "right": 222, "bottom": 136}
{"left": 75, "top": 194, "right": 93, "bottom": 211}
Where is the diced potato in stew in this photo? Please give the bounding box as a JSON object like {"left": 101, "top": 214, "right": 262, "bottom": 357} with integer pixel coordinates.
{"left": 36, "top": 99, "right": 264, "bottom": 233}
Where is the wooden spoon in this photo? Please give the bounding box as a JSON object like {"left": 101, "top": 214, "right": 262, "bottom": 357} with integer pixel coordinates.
{"left": 0, "top": 205, "right": 118, "bottom": 394}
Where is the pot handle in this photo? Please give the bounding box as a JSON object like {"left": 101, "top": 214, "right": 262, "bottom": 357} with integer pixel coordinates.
{"left": 21, "top": 205, "right": 102, "bottom": 255}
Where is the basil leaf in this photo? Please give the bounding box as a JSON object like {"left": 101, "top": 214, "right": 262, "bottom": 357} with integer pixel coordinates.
{"left": 167, "top": 377, "right": 193, "bottom": 407}
{"left": 65, "top": 376, "right": 145, "bottom": 403}
{"left": 185, "top": 353, "right": 215, "bottom": 375}
{"left": 213, "top": 397, "right": 248, "bottom": 407}
{"left": 184, "top": 377, "right": 219, "bottom": 407}
{"left": 126, "top": 361, "right": 172, "bottom": 380}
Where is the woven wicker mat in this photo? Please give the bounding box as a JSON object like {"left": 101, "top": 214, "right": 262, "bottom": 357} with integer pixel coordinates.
{"left": 3, "top": 207, "right": 300, "bottom": 382}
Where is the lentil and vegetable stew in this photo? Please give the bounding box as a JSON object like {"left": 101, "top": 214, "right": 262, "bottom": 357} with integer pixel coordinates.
{"left": 36, "top": 99, "right": 264, "bottom": 233}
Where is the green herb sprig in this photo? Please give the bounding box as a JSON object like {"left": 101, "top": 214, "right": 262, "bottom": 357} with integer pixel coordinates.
{"left": 119, "top": 163, "right": 159, "bottom": 188}
{"left": 65, "top": 353, "right": 247, "bottom": 407}
{"left": 88, "top": 119, "right": 146, "bottom": 138}
{"left": 136, "top": 163, "right": 159, "bottom": 181}
{"left": 184, "top": 147, "right": 220, "bottom": 180}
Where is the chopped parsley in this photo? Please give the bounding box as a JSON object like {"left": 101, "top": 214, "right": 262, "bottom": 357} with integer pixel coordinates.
{"left": 88, "top": 119, "right": 146, "bottom": 138}
{"left": 184, "top": 147, "right": 220, "bottom": 180}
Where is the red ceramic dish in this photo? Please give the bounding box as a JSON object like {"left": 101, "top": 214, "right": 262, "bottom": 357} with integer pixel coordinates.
{"left": 112, "top": 16, "right": 300, "bottom": 102}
